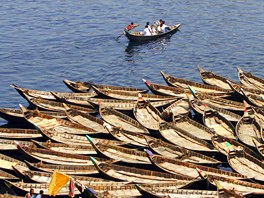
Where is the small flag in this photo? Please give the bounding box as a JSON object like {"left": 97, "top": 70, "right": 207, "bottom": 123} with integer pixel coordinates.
{"left": 48, "top": 171, "right": 70, "bottom": 196}
{"left": 68, "top": 178, "right": 75, "bottom": 198}
{"left": 137, "top": 93, "right": 143, "bottom": 102}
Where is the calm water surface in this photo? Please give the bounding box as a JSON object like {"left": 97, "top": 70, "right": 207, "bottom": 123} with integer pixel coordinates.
{"left": 0, "top": 0, "right": 264, "bottom": 193}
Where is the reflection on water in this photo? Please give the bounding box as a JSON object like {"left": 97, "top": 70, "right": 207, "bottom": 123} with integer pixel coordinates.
{"left": 125, "top": 35, "right": 173, "bottom": 59}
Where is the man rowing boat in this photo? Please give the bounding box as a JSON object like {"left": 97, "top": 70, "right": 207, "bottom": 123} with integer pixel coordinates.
{"left": 125, "top": 22, "right": 139, "bottom": 31}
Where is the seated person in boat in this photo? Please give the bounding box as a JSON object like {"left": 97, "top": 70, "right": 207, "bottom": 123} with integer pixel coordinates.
{"left": 151, "top": 25, "right": 158, "bottom": 35}
{"left": 125, "top": 22, "right": 139, "bottom": 31}
{"left": 162, "top": 21, "right": 171, "bottom": 32}
{"left": 143, "top": 25, "right": 152, "bottom": 36}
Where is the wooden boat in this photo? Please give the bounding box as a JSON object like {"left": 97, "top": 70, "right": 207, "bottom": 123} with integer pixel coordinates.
{"left": 64, "top": 106, "right": 108, "bottom": 133}
{"left": 4, "top": 180, "right": 80, "bottom": 197}
{"left": 63, "top": 79, "right": 92, "bottom": 92}
{"left": 252, "top": 138, "right": 264, "bottom": 157}
{"left": 22, "top": 94, "right": 96, "bottom": 113}
{"left": 15, "top": 141, "right": 106, "bottom": 165}
{"left": 124, "top": 24, "right": 181, "bottom": 42}
{"left": 195, "top": 92, "right": 245, "bottom": 111}
{"left": 215, "top": 181, "right": 245, "bottom": 198}
{"left": 86, "top": 135, "right": 150, "bottom": 164}
{"left": 136, "top": 184, "right": 218, "bottom": 198}
{"left": 0, "top": 194, "right": 23, "bottom": 198}
{"left": 240, "top": 88, "right": 264, "bottom": 107}
{"left": 0, "top": 128, "right": 42, "bottom": 139}
{"left": 0, "top": 169, "right": 18, "bottom": 180}
{"left": 173, "top": 115, "right": 212, "bottom": 140}
{"left": 13, "top": 167, "right": 106, "bottom": 184}
{"left": 197, "top": 66, "right": 238, "bottom": 90}
{"left": 39, "top": 129, "right": 123, "bottom": 146}
{"left": 25, "top": 161, "right": 98, "bottom": 175}
{"left": 133, "top": 98, "right": 162, "bottom": 131}
{"left": 0, "top": 107, "right": 67, "bottom": 123}
{"left": 88, "top": 98, "right": 176, "bottom": 111}
{"left": 90, "top": 157, "right": 195, "bottom": 184}
{"left": 227, "top": 146, "right": 264, "bottom": 181}
{"left": 0, "top": 153, "right": 28, "bottom": 171}
{"left": 188, "top": 96, "right": 241, "bottom": 122}
{"left": 93, "top": 86, "right": 176, "bottom": 101}
{"left": 161, "top": 71, "right": 231, "bottom": 94}
{"left": 203, "top": 109, "right": 236, "bottom": 139}
{"left": 32, "top": 140, "right": 96, "bottom": 155}
{"left": 145, "top": 149, "right": 245, "bottom": 180}
{"left": 237, "top": 67, "right": 264, "bottom": 90}
{"left": 202, "top": 173, "right": 264, "bottom": 196}
{"left": 235, "top": 109, "right": 263, "bottom": 147}
{"left": 20, "top": 105, "right": 98, "bottom": 135}
{"left": 0, "top": 139, "right": 33, "bottom": 150}
{"left": 159, "top": 121, "right": 217, "bottom": 152}
{"left": 211, "top": 133, "right": 261, "bottom": 160}
{"left": 10, "top": 84, "right": 97, "bottom": 101}
{"left": 144, "top": 135, "right": 220, "bottom": 164}
{"left": 99, "top": 106, "right": 149, "bottom": 134}
{"left": 104, "top": 124, "right": 148, "bottom": 147}
{"left": 161, "top": 98, "right": 190, "bottom": 117}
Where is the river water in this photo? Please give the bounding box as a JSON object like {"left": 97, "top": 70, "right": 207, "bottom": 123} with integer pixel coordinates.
{"left": 0, "top": 0, "right": 264, "bottom": 193}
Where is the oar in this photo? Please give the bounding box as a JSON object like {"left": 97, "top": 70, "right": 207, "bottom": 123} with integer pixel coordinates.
{"left": 116, "top": 31, "right": 125, "bottom": 40}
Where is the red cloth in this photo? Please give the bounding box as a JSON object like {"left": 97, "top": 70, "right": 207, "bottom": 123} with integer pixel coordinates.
{"left": 68, "top": 178, "right": 75, "bottom": 198}
{"left": 125, "top": 24, "right": 133, "bottom": 31}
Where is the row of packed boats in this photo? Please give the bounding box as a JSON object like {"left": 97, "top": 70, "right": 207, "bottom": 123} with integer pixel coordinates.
{"left": 0, "top": 66, "right": 264, "bottom": 197}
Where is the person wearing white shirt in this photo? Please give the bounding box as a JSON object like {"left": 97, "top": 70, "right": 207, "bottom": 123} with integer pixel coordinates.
{"left": 143, "top": 25, "right": 152, "bottom": 36}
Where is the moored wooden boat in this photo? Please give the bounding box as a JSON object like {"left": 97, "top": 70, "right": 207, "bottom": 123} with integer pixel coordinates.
{"left": 88, "top": 98, "right": 177, "bottom": 111}
{"left": 211, "top": 133, "right": 261, "bottom": 159}
{"left": 235, "top": 109, "right": 263, "bottom": 147}
{"left": 4, "top": 180, "right": 80, "bottom": 197}
{"left": 159, "top": 121, "right": 216, "bottom": 152}
{"left": 0, "top": 153, "right": 28, "bottom": 171}
{"left": 161, "top": 98, "right": 190, "bottom": 117}
{"left": 10, "top": 84, "right": 96, "bottom": 101}
{"left": 203, "top": 173, "right": 264, "bottom": 196}
{"left": 99, "top": 106, "right": 149, "bottom": 134}
{"left": 15, "top": 141, "right": 106, "bottom": 165}
{"left": 188, "top": 96, "right": 241, "bottom": 122}
{"left": 135, "top": 183, "right": 218, "bottom": 198}
{"left": 145, "top": 149, "right": 245, "bottom": 180}
{"left": 237, "top": 67, "right": 264, "bottom": 90}
{"left": 144, "top": 135, "right": 220, "bottom": 164}
{"left": 0, "top": 128, "right": 42, "bottom": 139}
{"left": 0, "top": 194, "right": 23, "bottom": 198}
{"left": 173, "top": 115, "right": 212, "bottom": 140}
{"left": 20, "top": 105, "right": 98, "bottom": 135}
{"left": 25, "top": 161, "right": 98, "bottom": 175}
{"left": 90, "top": 157, "right": 195, "bottom": 184}
{"left": 0, "top": 107, "right": 67, "bottom": 123}
{"left": 253, "top": 138, "right": 264, "bottom": 157}
{"left": 63, "top": 79, "right": 92, "bottom": 92}
{"left": 93, "top": 86, "right": 176, "bottom": 101}
{"left": 32, "top": 140, "right": 96, "bottom": 155}
{"left": 197, "top": 66, "right": 238, "bottom": 90}
{"left": 0, "top": 139, "right": 32, "bottom": 150}
{"left": 64, "top": 106, "right": 108, "bottom": 133}
{"left": 124, "top": 24, "right": 181, "bottom": 42}
{"left": 227, "top": 146, "right": 264, "bottom": 181}
{"left": 104, "top": 124, "right": 148, "bottom": 147}
{"left": 215, "top": 180, "right": 245, "bottom": 198}
{"left": 86, "top": 135, "right": 150, "bottom": 164}
{"left": 161, "top": 71, "right": 231, "bottom": 94}
{"left": 240, "top": 88, "right": 264, "bottom": 107}
{"left": 0, "top": 169, "right": 18, "bottom": 180}
{"left": 203, "top": 109, "right": 236, "bottom": 139}
{"left": 133, "top": 97, "right": 163, "bottom": 131}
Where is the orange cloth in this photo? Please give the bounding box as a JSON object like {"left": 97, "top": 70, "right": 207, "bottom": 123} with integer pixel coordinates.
{"left": 48, "top": 171, "right": 70, "bottom": 196}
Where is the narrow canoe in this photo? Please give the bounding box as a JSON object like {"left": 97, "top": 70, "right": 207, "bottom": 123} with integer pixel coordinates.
{"left": 32, "top": 140, "right": 96, "bottom": 155}
{"left": 133, "top": 98, "right": 163, "bottom": 131}
{"left": 20, "top": 105, "right": 97, "bottom": 135}
{"left": 197, "top": 66, "right": 238, "bottom": 90}
{"left": 0, "top": 169, "right": 18, "bottom": 180}
{"left": 252, "top": 138, "right": 264, "bottom": 157}
{"left": 161, "top": 71, "right": 231, "bottom": 95}
{"left": 124, "top": 24, "right": 181, "bottom": 42}
{"left": 0, "top": 128, "right": 42, "bottom": 139}
{"left": 144, "top": 135, "right": 220, "bottom": 164}
{"left": 161, "top": 98, "right": 190, "bottom": 117}
{"left": 240, "top": 88, "right": 264, "bottom": 107}
{"left": 25, "top": 161, "right": 98, "bottom": 175}
{"left": 227, "top": 146, "right": 264, "bottom": 181}
{"left": 203, "top": 109, "right": 236, "bottom": 139}
{"left": 0, "top": 153, "right": 28, "bottom": 171}
{"left": 93, "top": 86, "right": 176, "bottom": 101}
{"left": 237, "top": 67, "right": 264, "bottom": 90}
{"left": 0, "top": 139, "right": 32, "bottom": 150}
{"left": 90, "top": 157, "right": 195, "bottom": 184}
{"left": 99, "top": 106, "right": 149, "bottom": 134}
{"left": 145, "top": 149, "right": 245, "bottom": 180}
{"left": 159, "top": 121, "right": 217, "bottom": 152}
{"left": 86, "top": 135, "right": 150, "bottom": 164}
{"left": 63, "top": 79, "right": 91, "bottom": 92}
{"left": 0, "top": 107, "right": 67, "bottom": 123}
